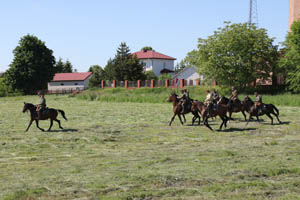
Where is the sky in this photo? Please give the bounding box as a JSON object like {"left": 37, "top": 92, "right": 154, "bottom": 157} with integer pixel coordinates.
{"left": 0, "top": 0, "right": 289, "bottom": 72}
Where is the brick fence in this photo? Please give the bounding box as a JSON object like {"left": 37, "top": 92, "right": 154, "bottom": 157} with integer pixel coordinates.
{"left": 100, "top": 79, "right": 215, "bottom": 89}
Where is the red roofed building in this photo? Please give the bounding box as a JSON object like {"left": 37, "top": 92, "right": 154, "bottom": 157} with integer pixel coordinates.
{"left": 132, "top": 49, "right": 176, "bottom": 76}
{"left": 48, "top": 72, "right": 92, "bottom": 91}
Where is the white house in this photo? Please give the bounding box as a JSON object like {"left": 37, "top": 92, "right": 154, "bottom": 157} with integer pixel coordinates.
{"left": 173, "top": 67, "right": 203, "bottom": 85}
{"left": 132, "top": 50, "right": 176, "bottom": 76}
{"left": 48, "top": 72, "right": 92, "bottom": 91}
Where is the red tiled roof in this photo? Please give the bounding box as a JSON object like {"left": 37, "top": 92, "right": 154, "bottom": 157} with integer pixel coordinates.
{"left": 132, "top": 50, "right": 176, "bottom": 60}
{"left": 52, "top": 72, "right": 92, "bottom": 82}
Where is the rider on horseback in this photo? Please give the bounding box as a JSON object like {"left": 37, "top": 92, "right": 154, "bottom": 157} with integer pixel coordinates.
{"left": 254, "top": 92, "right": 265, "bottom": 114}
{"left": 204, "top": 90, "right": 213, "bottom": 117}
{"left": 211, "top": 88, "right": 219, "bottom": 103}
{"left": 179, "top": 88, "right": 190, "bottom": 114}
{"left": 228, "top": 86, "right": 241, "bottom": 110}
{"left": 37, "top": 91, "right": 47, "bottom": 120}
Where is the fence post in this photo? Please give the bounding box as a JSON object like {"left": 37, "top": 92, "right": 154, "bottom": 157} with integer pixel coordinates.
{"left": 125, "top": 80, "right": 128, "bottom": 88}
{"left": 151, "top": 79, "right": 155, "bottom": 88}
{"left": 212, "top": 80, "right": 217, "bottom": 86}
{"left": 101, "top": 80, "right": 105, "bottom": 88}
{"left": 137, "top": 80, "right": 141, "bottom": 88}
{"left": 196, "top": 80, "right": 200, "bottom": 86}
{"left": 165, "top": 79, "right": 169, "bottom": 87}
{"left": 180, "top": 79, "right": 184, "bottom": 88}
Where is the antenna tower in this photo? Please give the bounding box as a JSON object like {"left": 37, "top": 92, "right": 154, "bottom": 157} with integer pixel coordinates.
{"left": 249, "top": 0, "right": 258, "bottom": 25}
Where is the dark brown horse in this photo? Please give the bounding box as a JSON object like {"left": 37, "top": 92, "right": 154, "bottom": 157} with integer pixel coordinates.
{"left": 22, "top": 102, "right": 67, "bottom": 132}
{"left": 218, "top": 96, "right": 247, "bottom": 121}
{"left": 167, "top": 93, "right": 201, "bottom": 126}
{"left": 191, "top": 101, "right": 229, "bottom": 131}
{"left": 243, "top": 96, "right": 281, "bottom": 125}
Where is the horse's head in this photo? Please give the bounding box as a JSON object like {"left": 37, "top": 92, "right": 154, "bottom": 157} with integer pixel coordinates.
{"left": 22, "top": 102, "right": 34, "bottom": 113}
{"left": 168, "top": 92, "right": 178, "bottom": 103}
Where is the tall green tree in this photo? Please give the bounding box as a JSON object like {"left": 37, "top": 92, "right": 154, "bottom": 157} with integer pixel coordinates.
{"left": 63, "top": 60, "right": 73, "bottom": 73}
{"left": 88, "top": 65, "right": 106, "bottom": 87}
{"left": 55, "top": 58, "right": 64, "bottom": 73}
{"left": 5, "top": 34, "right": 56, "bottom": 94}
{"left": 187, "top": 22, "right": 278, "bottom": 88}
{"left": 279, "top": 20, "right": 300, "bottom": 92}
{"left": 104, "top": 42, "right": 145, "bottom": 81}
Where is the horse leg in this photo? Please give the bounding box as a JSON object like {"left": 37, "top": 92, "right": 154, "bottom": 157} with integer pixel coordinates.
{"left": 246, "top": 114, "right": 252, "bottom": 126}
{"left": 47, "top": 119, "right": 53, "bottom": 131}
{"left": 35, "top": 120, "right": 45, "bottom": 132}
{"left": 25, "top": 119, "right": 33, "bottom": 132}
{"left": 229, "top": 111, "right": 234, "bottom": 120}
{"left": 219, "top": 116, "right": 224, "bottom": 130}
{"left": 271, "top": 111, "right": 282, "bottom": 124}
{"left": 242, "top": 111, "right": 247, "bottom": 121}
{"left": 224, "top": 115, "right": 229, "bottom": 128}
{"left": 178, "top": 114, "right": 184, "bottom": 125}
{"left": 266, "top": 113, "right": 273, "bottom": 125}
{"left": 169, "top": 113, "right": 177, "bottom": 126}
{"left": 54, "top": 119, "right": 63, "bottom": 129}
{"left": 182, "top": 114, "right": 186, "bottom": 123}
{"left": 204, "top": 117, "right": 213, "bottom": 131}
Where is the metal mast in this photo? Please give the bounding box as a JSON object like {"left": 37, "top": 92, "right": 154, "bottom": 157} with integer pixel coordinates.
{"left": 249, "top": 0, "right": 258, "bottom": 25}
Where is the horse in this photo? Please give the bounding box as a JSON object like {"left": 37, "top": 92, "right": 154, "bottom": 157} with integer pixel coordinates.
{"left": 167, "top": 93, "right": 201, "bottom": 126}
{"left": 191, "top": 101, "right": 229, "bottom": 131}
{"left": 218, "top": 96, "right": 247, "bottom": 121}
{"left": 243, "top": 96, "right": 281, "bottom": 125}
{"left": 22, "top": 102, "right": 67, "bottom": 132}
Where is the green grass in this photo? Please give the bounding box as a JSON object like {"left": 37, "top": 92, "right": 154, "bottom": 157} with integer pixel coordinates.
{"left": 77, "top": 87, "right": 300, "bottom": 107}
{"left": 0, "top": 94, "right": 300, "bottom": 199}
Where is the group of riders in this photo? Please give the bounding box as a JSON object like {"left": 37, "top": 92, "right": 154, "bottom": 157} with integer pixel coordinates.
{"left": 177, "top": 86, "right": 265, "bottom": 117}
{"left": 35, "top": 87, "right": 265, "bottom": 120}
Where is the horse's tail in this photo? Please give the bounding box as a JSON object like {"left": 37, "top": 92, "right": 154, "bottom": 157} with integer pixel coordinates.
{"left": 58, "top": 109, "right": 68, "bottom": 120}
{"left": 271, "top": 104, "right": 279, "bottom": 116}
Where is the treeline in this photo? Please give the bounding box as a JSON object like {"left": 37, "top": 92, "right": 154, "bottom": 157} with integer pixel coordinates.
{"left": 0, "top": 35, "right": 168, "bottom": 96}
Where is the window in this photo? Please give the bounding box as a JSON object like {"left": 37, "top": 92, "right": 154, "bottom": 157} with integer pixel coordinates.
{"left": 75, "top": 83, "right": 78, "bottom": 85}
{"left": 60, "top": 83, "right": 64, "bottom": 86}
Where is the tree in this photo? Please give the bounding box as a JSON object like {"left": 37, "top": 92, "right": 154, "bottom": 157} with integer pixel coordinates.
{"left": 279, "top": 20, "right": 300, "bottom": 92}
{"left": 144, "top": 70, "right": 157, "bottom": 80}
{"left": 4, "top": 34, "right": 56, "bottom": 94}
{"left": 187, "top": 22, "right": 278, "bottom": 88}
{"left": 104, "top": 42, "right": 145, "bottom": 81}
{"left": 88, "top": 65, "right": 106, "bottom": 87}
{"left": 141, "top": 46, "right": 153, "bottom": 51}
{"left": 55, "top": 58, "right": 64, "bottom": 73}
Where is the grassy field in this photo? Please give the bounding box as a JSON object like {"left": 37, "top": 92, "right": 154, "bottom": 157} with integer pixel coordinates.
{"left": 1, "top": 93, "right": 300, "bottom": 199}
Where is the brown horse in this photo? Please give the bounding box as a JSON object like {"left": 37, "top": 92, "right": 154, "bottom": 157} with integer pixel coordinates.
{"left": 243, "top": 96, "right": 281, "bottom": 125}
{"left": 167, "top": 93, "right": 201, "bottom": 126}
{"left": 22, "top": 102, "right": 67, "bottom": 132}
{"left": 191, "top": 101, "right": 229, "bottom": 131}
{"left": 218, "top": 96, "right": 247, "bottom": 121}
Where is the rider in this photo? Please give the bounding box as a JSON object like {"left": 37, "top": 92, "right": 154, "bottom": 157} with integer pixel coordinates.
{"left": 211, "top": 88, "right": 219, "bottom": 103}
{"left": 228, "top": 86, "right": 240, "bottom": 109}
{"left": 37, "top": 91, "right": 47, "bottom": 120}
{"left": 179, "top": 88, "right": 190, "bottom": 114}
{"left": 254, "top": 92, "right": 265, "bottom": 114}
{"left": 204, "top": 90, "right": 213, "bottom": 117}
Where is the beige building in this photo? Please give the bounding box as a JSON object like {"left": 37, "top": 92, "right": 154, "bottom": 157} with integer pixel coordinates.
{"left": 289, "top": 0, "right": 300, "bottom": 30}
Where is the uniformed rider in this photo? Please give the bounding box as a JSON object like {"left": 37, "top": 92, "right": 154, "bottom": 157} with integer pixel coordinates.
{"left": 37, "top": 92, "right": 47, "bottom": 120}
{"left": 254, "top": 92, "right": 265, "bottom": 114}
{"left": 179, "top": 89, "right": 190, "bottom": 114}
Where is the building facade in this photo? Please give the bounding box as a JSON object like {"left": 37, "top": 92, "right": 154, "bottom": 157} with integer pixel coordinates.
{"left": 48, "top": 72, "right": 92, "bottom": 91}
{"left": 132, "top": 50, "right": 176, "bottom": 76}
{"left": 172, "top": 67, "right": 203, "bottom": 85}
